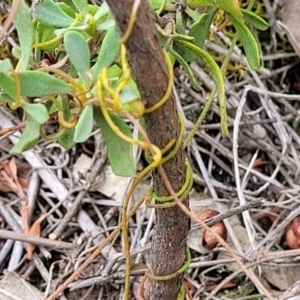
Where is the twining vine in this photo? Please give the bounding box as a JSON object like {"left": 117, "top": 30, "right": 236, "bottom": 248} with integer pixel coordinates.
{"left": 0, "top": 0, "right": 271, "bottom": 299}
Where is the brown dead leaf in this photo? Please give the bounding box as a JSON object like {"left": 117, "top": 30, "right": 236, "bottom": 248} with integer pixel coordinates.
{"left": 17, "top": 176, "right": 28, "bottom": 189}
{"left": 27, "top": 214, "right": 47, "bottom": 260}
{"left": 137, "top": 276, "right": 147, "bottom": 299}
{"left": 0, "top": 158, "right": 31, "bottom": 235}
{"left": 183, "top": 280, "right": 194, "bottom": 300}
{"left": 0, "top": 168, "right": 20, "bottom": 194}
{"left": 253, "top": 157, "right": 269, "bottom": 174}
{"left": 281, "top": 0, "right": 300, "bottom": 58}
{"left": 0, "top": 157, "right": 29, "bottom": 196}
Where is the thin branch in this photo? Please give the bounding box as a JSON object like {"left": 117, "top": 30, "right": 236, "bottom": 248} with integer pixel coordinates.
{"left": 0, "top": 229, "right": 74, "bottom": 250}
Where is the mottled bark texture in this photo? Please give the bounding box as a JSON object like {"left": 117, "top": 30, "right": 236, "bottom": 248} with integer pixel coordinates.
{"left": 105, "top": 1, "right": 190, "bottom": 299}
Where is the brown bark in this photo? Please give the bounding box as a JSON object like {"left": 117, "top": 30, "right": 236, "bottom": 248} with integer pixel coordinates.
{"left": 105, "top": 1, "right": 190, "bottom": 299}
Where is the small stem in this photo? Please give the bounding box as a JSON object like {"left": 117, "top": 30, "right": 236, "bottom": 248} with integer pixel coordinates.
{"left": 120, "top": 0, "right": 141, "bottom": 44}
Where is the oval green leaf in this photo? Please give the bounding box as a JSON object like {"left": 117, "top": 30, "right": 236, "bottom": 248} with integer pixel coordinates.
{"left": 93, "top": 2, "right": 110, "bottom": 22}
{"left": 0, "top": 92, "right": 14, "bottom": 102}
{"left": 241, "top": 9, "right": 269, "bottom": 31}
{"left": 22, "top": 102, "right": 49, "bottom": 125}
{"left": 187, "top": 0, "right": 242, "bottom": 18}
{"left": 92, "top": 26, "right": 120, "bottom": 81}
{"left": 186, "top": 0, "right": 213, "bottom": 9}
{"left": 148, "top": 0, "right": 164, "bottom": 10}
{"left": 96, "top": 19, "right": 115, "bottom": 31}
{"left": 74, "top": 105, "right": 93, "bottom": 143}
{"left": 119, "top": 78, "right": 140, "bottom": 104}
{"left": 11, "top": 114, "right": 40, "bottom": 154}
{"left": 13, "top": 0, "right": 33, "bottom": 71}
{"left": 34, "top": 0, "right": 74, "bottom": 27}
{"left": 12, "top": 47, "right": 21, "bottom": 59}
{"left": 0, "top": 73, "right": 16, "bottom": 99}
{"left": 189, "top": 7, "right": 216, "bottom": 50}
{"left": 72, "top": 0, "right": 88, "bottom": 17}
{"left": 0, "top": 59, "right": 13, "bottom": 73}
{"left": 228, "top": 14, "right": 261, "bottom": 70}
{"left": 217, "top": 0, "right": 241, "bottom": 18}
{"left": 93, "top": 108, "right": 135, "bottom": 177}
{"left": 64, "top": 31, "right": 91, "bottom": 86}
{"left": 58, "top": 97, "right": 75, "bottom": 149}
{"left": 87, "top": 4, "right": 99, "bottom": 16}
{"left": 36, "top": 23, "right": 59, "bottom": 52}
{"left": 57, "top": 2, "right": 76, "bottom": 18}
{"left": 19, "top": 71, "right": 73, "bottom": 97}
{"left": 175, "top": 7, "right": 216, "bottom": 62}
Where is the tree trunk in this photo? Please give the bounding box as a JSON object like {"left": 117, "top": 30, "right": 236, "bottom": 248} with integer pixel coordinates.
{"left": 105, "top": 1, "right": 190, "bottom": 299}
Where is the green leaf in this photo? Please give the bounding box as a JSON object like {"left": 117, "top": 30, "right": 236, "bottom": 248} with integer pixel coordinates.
{"left": 187, "top": 0, "right": 213, "bottom": 7}
{"left": 148, "top": 0, "right": 164, "bottom": 10}
{"left": 92, "top": 26, "right": 120, "bottom": 81}
{"left": 64, "top": 31, "right": 91, "bottom": 86}
{"left": 119, "top": 79, "right": 140, "bottom": 104}
{"left": 54, "top": 25, "right": 88, "bottom": 36}
{"left": 96, "top": 19, "right": 115, "bottom": 31}
{"left": 178, "top": 40, "right": 228, "bottom": 135}
{"left": 13, "top": 0, "right": 33, "bottom": 71}
{"left": 217, "top": 0, "right": 242, "bottom": 18}
{"left": 93, "top": 108, "right": 135, "bottom": 177}
{"left": 185, "top": 6, "right": 205, "bottom": 23}
{"left": 189, "top": 7, "right": 216, "bottom": 49}
{"left": 36, "top": 23, "right": 59, "bottom": 52}
{"left": 175, "top": 9, "right": 186, "bottom": 35}
{"left": 0, "top": 59, "right": 13, "bottom": 73}
{"left": 107, "top": 64, "right": 123, "bottom": 78}
{"left": 58, "top": 96, "right": 75, "bottom": 149}
{"left": 0, "top": 73, "right": 16, "bottom": 99}
{"left": 12, "top": 47, "right": 21, "bottom": 59}
{"left": 168, "top": 48, "right": 201, "bottom": 91}
{"left": 0, "top": 92, "right": 14, "bottom": 102}
{"left": 174, "top": 7, "right": 216, "bottom": 62}
{"left": 48, "top": 96, "right": 63, "bottom": 114}
{"left": 21, "top": 102, "right": 49, "bottom": 125}
{"left": 74, "top": 105, "right": 93, "bottom": 143}
{"left": 95, "top": 65, "right": 139, "bottom": 104}
{"left": 94, "top": 2, "right": 110, "bottom": 22}
{"left": 19, "top": 71, "right": 73, "bottom": 97}
{"left": 241, "top": 9, "right": 269, "bottom": 31}
{"left": 87, "top": 4, "right": 99, "bottom": 16}
{"left": 228, "top": 14, "right": 261, "bottom": 70}
{"left": 72, "top": 0, "right": 87, "bottom": 16}
{"left": 187, "top": 0, "right": 242, "bottom": 18}
{"left": 57, "top": 2, "right": 76, "bottom": 18}
{"left": 119, "top": 85, "right": 139, "bottom": 104}
{"left": 34, "top": 0, "right": 74, "bottom": 27}
{"left": 11, "top": 114, "right": 40, "bottom": 154}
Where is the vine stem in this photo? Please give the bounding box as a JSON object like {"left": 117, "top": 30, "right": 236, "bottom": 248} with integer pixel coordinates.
{"left": 45, "top": 2, "right": 271, "bottom": 299}
{"left": 154, "top": 165, "right": 274, "bottom": 300}
{"left": 44, "top": 193, "right": 147, "bottom": 300}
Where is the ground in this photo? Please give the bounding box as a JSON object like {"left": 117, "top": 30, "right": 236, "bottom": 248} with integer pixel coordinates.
{"left": 1, "top": 0, "right": 300, "bottom": 299}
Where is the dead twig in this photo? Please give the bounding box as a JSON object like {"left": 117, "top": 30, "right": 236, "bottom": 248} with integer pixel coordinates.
{"left": 0, "top": 229, "right": 74, "bottom": 250}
